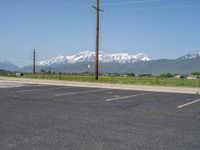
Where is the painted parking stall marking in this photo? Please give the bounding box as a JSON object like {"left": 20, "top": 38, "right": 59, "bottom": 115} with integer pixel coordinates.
{"left": 105, "top": 92, "right": 154, "bottom": 102}
{"left": 17, "top": 87, "right": 69, "bottom": 92}
{"left": 0, "top": 82, "right": 25, "bottom": 88}
{"left": 177, "top": 99, "right": 200, "bottom": 108}
{"left": 55, "top": 89, "right": 106, "bottom": 97}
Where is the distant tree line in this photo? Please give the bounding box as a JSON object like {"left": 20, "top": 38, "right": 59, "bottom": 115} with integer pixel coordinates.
{"left": 191, "top": 72, "right": 200, "bottom": 76}
{"left": 38, "top": 69, "right": 200, "bottom": 78}
{"left": 0, "top": 69, "right": 13, "bottom": 76}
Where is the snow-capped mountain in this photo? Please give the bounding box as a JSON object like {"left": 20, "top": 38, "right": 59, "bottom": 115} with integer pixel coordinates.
{"left": 179, "top": 50, "right": 200, "bottom": 60}
{"left": 37, "top": 51, "right": 151, "bottom": 66}
{"left": 0, "top": 59, "right": 18, "bottom": 71}
{"left": 19, "top": 50, "right": 200, "bottom": 74}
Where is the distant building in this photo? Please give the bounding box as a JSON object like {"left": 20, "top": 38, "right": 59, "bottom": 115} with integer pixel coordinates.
{"left": 174, "top": 75, "right": 181, "bottom": 79}
{"left": 15, "top": 73, "right": 23, "bottom": 76}
{"left": 174, "top": 75, "right": 185, "bottom": 79}
{"left": 187, "top": 75, "right": 199, "bottom": 80}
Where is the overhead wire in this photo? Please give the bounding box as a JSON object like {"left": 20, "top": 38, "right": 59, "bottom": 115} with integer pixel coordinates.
{"left": 101, "top": 0, "right": 160, "bottom": 6}
{"left": 58, "top": 0, "right": 161, "bottom": 14}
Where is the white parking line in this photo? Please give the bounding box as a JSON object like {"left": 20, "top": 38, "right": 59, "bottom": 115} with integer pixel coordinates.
{"left": 17, "top": 87, "right": 68, "bottom": 92}
{"left": 105, "top": 92, "right": 153, "bottom": 102}
{"left": 0, "top": 82, "right": 25, "bottom": 88}
{"left": 55, "top": 89, "right": 106, "bottom": 97}
{"left": 177, "top": 99, "right": 200, "bottom": 108}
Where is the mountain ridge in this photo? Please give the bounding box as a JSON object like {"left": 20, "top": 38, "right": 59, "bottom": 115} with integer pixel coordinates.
{"left": 37, "top": 51, "right": 151, "bottom": 66}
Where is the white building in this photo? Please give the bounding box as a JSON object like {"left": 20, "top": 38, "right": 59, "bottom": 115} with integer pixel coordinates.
{"left": 187, "top": 75, "right": 199, "bottom": 80}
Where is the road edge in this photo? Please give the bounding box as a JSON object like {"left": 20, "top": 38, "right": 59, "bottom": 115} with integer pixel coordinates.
{"left": 0, "top": 76, "right": 200, "bottom": 94}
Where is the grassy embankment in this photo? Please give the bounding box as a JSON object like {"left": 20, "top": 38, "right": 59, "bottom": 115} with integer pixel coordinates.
{"left": 19, "top": 73, "right": 200, "bottom": 88}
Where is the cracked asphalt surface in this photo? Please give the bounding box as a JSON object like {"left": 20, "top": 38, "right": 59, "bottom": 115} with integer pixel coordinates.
{"left": 0, "top": 83, "right": 200, "bottom": 150}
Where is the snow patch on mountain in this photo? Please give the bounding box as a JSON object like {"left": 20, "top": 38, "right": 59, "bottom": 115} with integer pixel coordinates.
{"left": 0, "top": 59, "right": 12, "bottom": 64}
{"left": 37, "top": 51, "right": 151, "bottom": 66}
{"left": 179, "top": 50, "right": 200, "bottom": 60}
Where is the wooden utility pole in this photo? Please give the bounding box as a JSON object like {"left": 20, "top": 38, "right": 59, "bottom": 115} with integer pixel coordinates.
{"left": 95, "top": 0, "right": 100, "bottom": 80}
{"left": 33, "top": 49, "right": 36, "bottom": 74}
{"left": 92, "top": 0, "right": 102, "bottom": 80}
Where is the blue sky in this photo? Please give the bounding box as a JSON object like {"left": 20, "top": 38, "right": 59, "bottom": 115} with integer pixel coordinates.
{"left": 0, "top": 0, "right": 200, "bottom": 66}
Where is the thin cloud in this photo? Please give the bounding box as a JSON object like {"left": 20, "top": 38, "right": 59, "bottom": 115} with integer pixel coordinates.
{"left": 115, "top": 4, "right": 200, "bottom": 11}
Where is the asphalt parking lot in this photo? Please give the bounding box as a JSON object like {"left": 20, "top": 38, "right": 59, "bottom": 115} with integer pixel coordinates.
{"left": 0, "top": 82, "right": 200, "bottom": 150}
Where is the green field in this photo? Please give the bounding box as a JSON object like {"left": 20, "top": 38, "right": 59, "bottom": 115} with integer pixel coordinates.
{"left": 19, "top": 73, "right": 200, "bottom": 88}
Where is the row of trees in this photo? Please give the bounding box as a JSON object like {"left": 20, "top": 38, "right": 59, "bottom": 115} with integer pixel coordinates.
{"left": 191, "top": 72, "right": 200, "bottom": 75}
{"left": 1, "top": 68, "right": 199, "bottom": 78}
{"left": 39, "top": 69, "right": 200, "bottom": 78}
{"left": 0, "top": 69, "right": 13, "bottom": 76}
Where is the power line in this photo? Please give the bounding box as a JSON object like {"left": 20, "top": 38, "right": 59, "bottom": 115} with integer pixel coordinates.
{"left": 101, "top": 0, "right": 160, "bottom": 6}
{"left": 114, "top": 4, "right": 200, "bottom": 12}
{"left": 58, "top": 0, "right": 160, "bottom": 14}
{"left": 58, "top": 6, "right": 90, "bottom": 14}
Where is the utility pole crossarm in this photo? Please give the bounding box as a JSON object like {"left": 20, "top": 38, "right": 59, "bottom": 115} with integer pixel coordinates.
{"left": 92, "top": 6, "right": 104, "bottom": 12}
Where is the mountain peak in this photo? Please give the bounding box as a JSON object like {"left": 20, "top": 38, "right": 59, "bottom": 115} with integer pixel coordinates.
{"left": 0, "top": 58, "right": 11, "bottom": 64}
{"left": 0, "top": 58, "right": 18, "bottom": 71}
{"left": 180, "top": 50, "right": 200, "bottom": 60}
